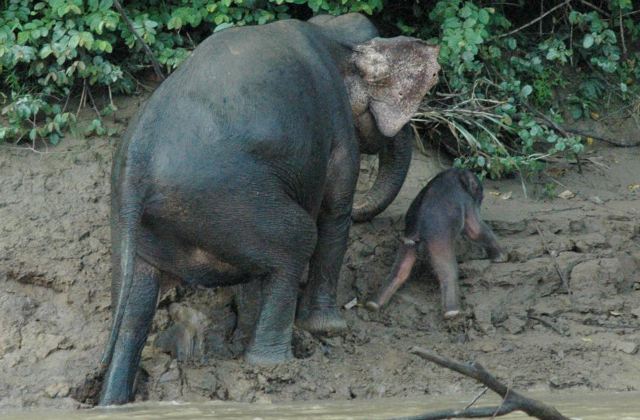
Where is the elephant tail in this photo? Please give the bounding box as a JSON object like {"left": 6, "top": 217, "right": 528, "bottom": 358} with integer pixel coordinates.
{"left": 100, "top": 184, "right": 145, "bottom": 370}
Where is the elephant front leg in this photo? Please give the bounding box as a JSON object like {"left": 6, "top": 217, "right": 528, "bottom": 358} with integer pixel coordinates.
{"left": 297, "top": 211, "right": 351, "bottom": 333}
{"left": 297, "top": 143, "right": 357, "bottom": 334}
{"left": 100, "top": 257, "right": 160, "bottom": 405}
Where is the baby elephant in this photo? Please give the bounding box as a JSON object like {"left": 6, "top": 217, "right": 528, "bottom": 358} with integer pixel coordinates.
{"left": 366, "top": 168, "right": 507, "bottom": 319}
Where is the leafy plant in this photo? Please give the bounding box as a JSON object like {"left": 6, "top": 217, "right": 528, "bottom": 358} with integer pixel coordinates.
{"left": 0, "top": 0, "right": 383, "bottom": 145}
{"left": 400, "top": 0, "right": 639, "bottom": 178}
{"left": 0, "top": 0, "right": 638, "bottom": 182}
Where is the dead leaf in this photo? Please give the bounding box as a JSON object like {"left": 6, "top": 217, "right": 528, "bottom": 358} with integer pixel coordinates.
{"left": 628, "top": 184, "right": 640, "bottom": 192}
{"left": 558, "top": 190, "right": 575, "bottom": 199}
{"left": 343, "top": 298, "right": 358, "bottom": 310}
{"left": 500, "top": 191, "right": 512, "bottom": 200}
{"left": 488, "top": 191, "right": 501, "bottom": 197}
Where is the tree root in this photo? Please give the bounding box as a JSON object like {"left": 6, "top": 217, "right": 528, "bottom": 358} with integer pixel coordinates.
{"left": 393, "top": 347, "right": 570, "bottom": 420}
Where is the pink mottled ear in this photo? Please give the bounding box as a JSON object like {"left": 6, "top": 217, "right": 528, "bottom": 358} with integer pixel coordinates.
{"left": 353, "top": 37, "right": 440, "bottom": 137}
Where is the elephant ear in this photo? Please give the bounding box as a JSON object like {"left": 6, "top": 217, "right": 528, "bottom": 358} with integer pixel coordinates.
{"left": 353, "top": 37, "right": 440, "bottom": 138}
{"left": 458, "top": 169, "right": 484, "bottom": 204}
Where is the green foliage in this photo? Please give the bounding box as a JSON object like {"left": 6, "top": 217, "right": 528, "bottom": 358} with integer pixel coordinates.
{"left": 1, "top": 0, "right": 638, "bottom": 181}
{"left": 0, "top": 0, "right": 382, "bottom": 144}
{"left": 398, "top": 0, "right": 639, "bottom": 178}
{"left": 0, "top": 92, "right": 75, "bottom": 144}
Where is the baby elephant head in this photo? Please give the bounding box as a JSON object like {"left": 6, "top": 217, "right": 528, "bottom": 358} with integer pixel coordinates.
{"left": 352, "top": 36, "right": 440, "bottom": 138}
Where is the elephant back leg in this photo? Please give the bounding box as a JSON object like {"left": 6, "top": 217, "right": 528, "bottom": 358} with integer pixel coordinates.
{"left": 242, "top": 203, "right": 318, "bottom": 364}
{"left": 100, "top": 257, "right": 160, "bottom": 405}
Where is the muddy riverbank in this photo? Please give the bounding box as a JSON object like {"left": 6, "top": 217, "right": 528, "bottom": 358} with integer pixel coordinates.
{"left": 1, "top": 97, "right": 639, "bottom": 410}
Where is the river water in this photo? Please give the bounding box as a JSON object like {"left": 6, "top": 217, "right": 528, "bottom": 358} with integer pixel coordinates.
{"left": 3, "top": 391, "right": 640, "bottom": 419}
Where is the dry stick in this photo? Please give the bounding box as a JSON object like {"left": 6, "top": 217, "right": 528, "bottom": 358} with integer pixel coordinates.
{"left": 557, "top": 126, "right": 640, "bottom": 148}
{"left": 578, "top": 0, "right": 610, "bottom": 16}
{"left": 76, "top": 79, "right": 87, "bottom": 117}
{"left": 465, "top": 387, "right": 489, "bottom": 410}
{"left": 85, "top": 85, "right": 103, "bottom": 122}
{"left": 523, "top": 103, "right": 640, "bottom": 148}
{"left": 528, "top": 314, "right": 567, "bottom": 336}
{"left": 112, "top": 0, "right": 165, "bottom": 81}
{"left": 396, "top": 348, "right": 570, "bottom": 420}
{"left": 539, "top": 0, "right": 543, "bottom": 36}
{"left": 496, "top": 0, "right": 571, "bottom": 39}
{"left": 533, "top": 221, "right": 572, "bottom": 296}
{"left": 619, "top": 7, "right": 627, "bottom": 60}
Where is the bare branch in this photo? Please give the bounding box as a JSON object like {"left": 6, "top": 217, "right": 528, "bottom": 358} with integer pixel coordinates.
{"left": 496, "top": 0, "right": 571, "bottom": 39}
{"left": 578, "top": 0, "right": 610, "bottom": 17}
{"left": 113, "top": 0, "right": 165, "bottom": 81}
{"left": 395, "top": 347, "right": 570, "bottom": 420}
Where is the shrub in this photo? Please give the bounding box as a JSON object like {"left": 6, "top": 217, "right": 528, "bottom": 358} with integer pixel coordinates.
{"left": 1, "top": 0, "right": 638, "bottom": 180}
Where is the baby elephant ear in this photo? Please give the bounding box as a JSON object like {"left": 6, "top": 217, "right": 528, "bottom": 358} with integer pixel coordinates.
{"left": 354, "top": 37, "right": 440, "bottom": 138}
{"left": 459, "top": 169, "right": 484, "bottom": 202}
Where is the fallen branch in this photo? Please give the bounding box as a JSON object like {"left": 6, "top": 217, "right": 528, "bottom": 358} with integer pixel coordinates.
{"left": 113, "top": 0, "right": 165, "bottom": 81}
{"left": 396, "top": 347, "right": 570, "bottom": 420}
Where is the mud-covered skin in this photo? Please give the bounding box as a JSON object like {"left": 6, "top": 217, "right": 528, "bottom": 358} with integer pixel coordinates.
{"left": 100, "top": 14, "right": 440, "bottom": 405}
{"left": 366, "top": 168, "right": 506, "bottom": 319}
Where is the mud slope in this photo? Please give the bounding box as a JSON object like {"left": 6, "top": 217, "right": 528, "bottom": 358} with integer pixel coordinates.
{"left": 1, "top": 101, "right": 639, "bottom": 409}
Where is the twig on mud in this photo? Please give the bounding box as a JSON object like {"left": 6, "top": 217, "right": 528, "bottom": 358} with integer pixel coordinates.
{"left": 528, "top": 314, "right": 568, "bottom": 336}
{"left": 533, "top": 206, "right": 582, "bottom": 214}
{"left": 113, "top": 0, "right": 165, "bottom": 81}
{"left": 395, "top": 347, "right": 570, "bottom": 420}
{"left": 495, "top": 0, "right": 571, "bottom": 39}
{"left": 533, "top": 221, "right": 572, "bottom": 297}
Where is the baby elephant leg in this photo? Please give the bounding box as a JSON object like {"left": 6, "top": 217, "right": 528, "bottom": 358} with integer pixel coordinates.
{"left": 426, "top": 239, "right": 461, "bottom": 319}
{"left": 465, "top": 208, "right": 507, "bottom": 262}
{"left": 366, "top": 242, "right": 417, "bottom": 311}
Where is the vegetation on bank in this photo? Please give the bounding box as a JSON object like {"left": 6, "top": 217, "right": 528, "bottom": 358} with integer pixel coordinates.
{"left": 1, "top": 0, "right": 638, "bottom": 178}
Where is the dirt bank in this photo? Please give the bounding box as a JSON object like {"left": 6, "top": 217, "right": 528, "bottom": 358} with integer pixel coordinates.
{"left": 1, "top": 97, "right": 639, "bottom": 410}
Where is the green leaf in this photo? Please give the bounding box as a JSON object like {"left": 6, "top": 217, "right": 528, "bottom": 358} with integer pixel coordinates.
{"left": 521, "top": 85, "right": 533, "bottom": 97}
{"left": 582, "top": 34, "right": 594, "bottom": 49}
{"left": 478, "top": 9, "right": 490, "bottom": 24}
{"left": 459, "top": 5, "right": 472, "bottom": 18}
{"left": 214, "top": 22, "right": 234, "bottom": 32}
{"left": 39, "top": 45, "right": 53, "bottom": 59}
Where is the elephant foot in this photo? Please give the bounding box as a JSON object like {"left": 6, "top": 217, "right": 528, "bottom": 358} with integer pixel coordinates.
{"left": 244, "top": 346, "right": 293, "bottom": 366}
{"left": 296, "top": 307, "right": 347, "bottom": 334}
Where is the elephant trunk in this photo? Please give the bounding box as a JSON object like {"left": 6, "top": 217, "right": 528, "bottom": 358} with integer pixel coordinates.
{"left": 352, "top": 125, "right": 413, "bottom": 223}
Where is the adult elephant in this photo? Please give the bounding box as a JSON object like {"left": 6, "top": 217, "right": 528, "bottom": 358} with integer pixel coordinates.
{"left": 100, "top": 13, "right": 440, "bottom": 405}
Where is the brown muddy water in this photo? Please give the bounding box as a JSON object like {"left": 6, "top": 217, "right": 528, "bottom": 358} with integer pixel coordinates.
{"left": 3, "top": 391, "right": 640, "bottom": 419}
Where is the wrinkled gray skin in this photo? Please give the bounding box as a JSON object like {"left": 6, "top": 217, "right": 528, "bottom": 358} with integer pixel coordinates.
{"left": 100, "top": 13, "right": 440, "bottom": 405}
